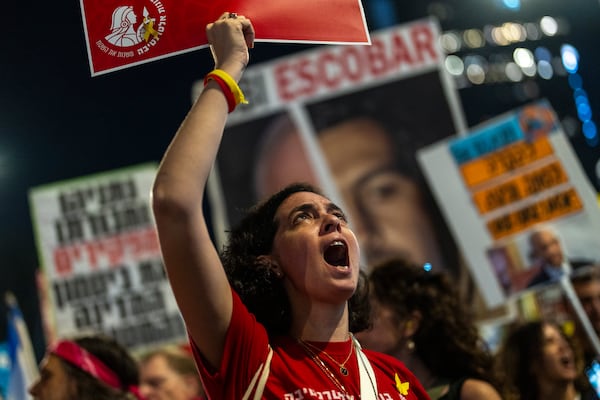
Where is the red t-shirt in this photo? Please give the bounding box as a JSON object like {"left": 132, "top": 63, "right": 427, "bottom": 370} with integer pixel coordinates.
{"left": 191, "top": 289, "right": 429, "bottom": 400}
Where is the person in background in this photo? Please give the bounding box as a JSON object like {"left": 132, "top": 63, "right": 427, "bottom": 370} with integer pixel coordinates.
{"left": 494, "top": 319, "right": 598, "bottom": 400}
{"left": 138, "top": 345, "right": 205, "bottom": 400}
{"left": 151, "top": 12, "right": 428, "bottom": 399}
{"left": 525, "top": 225, "right": 594, "bottom": 289}
{"left": 355, "top": 258, "right": 502, "bottom": 399}
{"left": 29, "top": 334, "right": 141, "bottom": 400}
{"left": 570, "top": 265, "right": 600, "bottom": 365}
{"left": 525, "top": 225, "right": 570, "bottom": 289}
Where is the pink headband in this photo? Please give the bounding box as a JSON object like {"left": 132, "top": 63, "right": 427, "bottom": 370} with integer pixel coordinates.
{"left": 50, "top": 340, "right": 143, "bottom": 399}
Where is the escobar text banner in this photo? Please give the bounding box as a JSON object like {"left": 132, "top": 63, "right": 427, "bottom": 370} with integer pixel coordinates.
{"left": 204, "top": 18, "right": 469, "bottom": 285}
{"left": 418, "top": 100, "right": 600, "bottom": 307}
{"left": 28, "top": 164, "right": 187, "bottom": 352}
{"left": 79, "top": 0, "right": 370, "bottom": 76}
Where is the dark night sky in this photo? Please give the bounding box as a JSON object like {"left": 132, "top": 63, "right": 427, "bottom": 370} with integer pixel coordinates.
{"left": 2, "top": 0, "right": 599, "bottom": 358}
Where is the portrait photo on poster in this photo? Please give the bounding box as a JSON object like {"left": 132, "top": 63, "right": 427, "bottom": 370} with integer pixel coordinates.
{"left": 212, "top": 69, "right": 481, "bottom": 305}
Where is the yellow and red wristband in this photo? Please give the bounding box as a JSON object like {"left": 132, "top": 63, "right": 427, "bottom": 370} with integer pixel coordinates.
{"left": 203, "top": 69, "right": 248, "bottom": 113}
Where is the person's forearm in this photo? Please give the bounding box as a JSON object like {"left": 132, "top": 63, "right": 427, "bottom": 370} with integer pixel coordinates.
{"left": 152, "top": 81, "right": 229, "bottom": 215}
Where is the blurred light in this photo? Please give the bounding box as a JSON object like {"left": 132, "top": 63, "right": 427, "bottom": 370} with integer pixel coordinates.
{"left": 537, "top": 60, "right": 553, "bottom": 80}
{"left": 466, "top": 64, "right": 486, "bottom": 84}
{"left": 502, "top": 22, "right": 526, "bottom": 43}
{"left": 574, "top": 88, "right": 589, "bottom": 104}
{"left": 521, "top": 64, "right": 537, "bottom": 77}
{"left": 423, "top": 262, "right": 432, "bottom": 272}
{"left": 513, "top": 48, "right": 535, "bottom": 68}
{"left": 483, "top": 25, "right": 495, "bottom": 45}
{"left": 575, "top": 91, "right": 590, "bottom": 104}
{"left": 445, "top": 55, "right": 464, "bottom": 75}
{"left": 505, "top": 62, "right": 523, "bottom": 82}
{"left": 561, "top": 44, "right": 579, "bottom": 73}
{"left": 463, "top": 29, "right": 485, "bottom": 48}
{"left": 534, "top": 46, "right": 552, "bottom": 62}
{"left": 524, "top": 22, "right": 542, "bottom": 40}
{"left": 441, "top": 32, "right": 461, "bottom": 53}
{"left": 491, "top": 27, "right": 510, "bottom": 46}
{"left": 502, "top": 0, "right": 520, "bottom": 10}
{"left": 573, "top": 88, "right": 588, "bottom": 104}
{"left": 582, "top": 120, "right": 598, "bottom": 140}
{"left": 540, "top": 16, "right": 558, "bottom": 36}
{"left": 577, "top": 103, "right": 592, "bottom": 121}
{"left": 568, "top": 73, "right": 583, "bottom": 89}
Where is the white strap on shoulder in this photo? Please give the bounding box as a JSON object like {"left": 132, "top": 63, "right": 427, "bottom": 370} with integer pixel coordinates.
{"left": 353, "top": 336, "right": 378, "bottom": 400}
{"left": 242, "top": 345, "right": 273, "bottom": 400}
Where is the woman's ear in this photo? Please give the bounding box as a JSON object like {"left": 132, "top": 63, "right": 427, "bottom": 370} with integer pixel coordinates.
{"left": 403, "top": 310, "right": 422, "bottom": 337}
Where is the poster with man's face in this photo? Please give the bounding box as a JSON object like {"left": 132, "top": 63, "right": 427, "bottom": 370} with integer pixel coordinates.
{"left": 209, "top": 18, "right": 474, "bottom": 299}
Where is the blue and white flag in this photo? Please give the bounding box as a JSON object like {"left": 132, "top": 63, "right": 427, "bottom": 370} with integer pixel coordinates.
{"left": 5, "top": 292, "right": 39, "bottom": 400}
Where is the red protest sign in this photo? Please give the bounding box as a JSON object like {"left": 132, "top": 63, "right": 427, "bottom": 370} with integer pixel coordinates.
{"left": 79, "top": 0, "right": 370, "bottom": 76}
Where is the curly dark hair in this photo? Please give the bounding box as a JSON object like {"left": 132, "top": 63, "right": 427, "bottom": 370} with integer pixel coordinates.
{"left": 368, "top": 258, "right": 497, "bottom": 384}
{"left": 495, "top": 320, "right": 592, "bottom": 400}
{"left": 61, "top": 334, "right": 139, "bottom": 400}
{"left": 221, "top": 182, "right": 370, "bottom": 337}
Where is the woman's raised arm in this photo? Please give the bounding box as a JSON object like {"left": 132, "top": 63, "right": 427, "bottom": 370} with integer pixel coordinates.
{"left": 151, "top": 13, "right": 254, "bottom": 369}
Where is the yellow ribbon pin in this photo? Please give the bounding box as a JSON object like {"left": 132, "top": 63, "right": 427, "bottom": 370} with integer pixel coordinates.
{"left": 395, "top": 373, "right": 410, "bottom": 396}
{"left": 143, "top": 17, "right": 160, "bottom": 42}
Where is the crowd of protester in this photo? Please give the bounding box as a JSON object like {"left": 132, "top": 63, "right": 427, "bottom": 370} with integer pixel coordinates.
{"left": 7, "top": 11, "right": 600, "bottom": 400}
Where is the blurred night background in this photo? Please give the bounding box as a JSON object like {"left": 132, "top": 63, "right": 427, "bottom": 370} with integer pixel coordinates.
{"left": 2, "top": 0, "right": 600, "bottom": 361}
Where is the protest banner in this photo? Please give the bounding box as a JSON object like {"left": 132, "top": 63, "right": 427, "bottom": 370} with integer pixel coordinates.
{"left": 418, "top": 100, "right": 600, "bottom": 307}
{"left": 204, "top": 18, "right": 474, "bottom": 301}
{"left": 28, "top": 163, "right": 186, "bottom": 353}
{"left": 79, "top": 0, "right": 369, "bottom": 76}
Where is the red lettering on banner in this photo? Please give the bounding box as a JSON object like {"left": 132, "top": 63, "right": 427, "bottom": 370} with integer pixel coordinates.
{"left": 274, "top": 62, "right": 292, "bottom": 101}
{"left": 340, "top": 47, "right": 363, "bottom": 82}
{"left": 297, "top": 58, "right": 316, "bottom": 97}
{"left": 52, "top": 228, "right": 160, "bottom": 277}
{"left": 411, "top": 25, "right": 436, "bottom": 63}
{"left": 319, "top": 52, "right": 343, "bottom": 89}
{"left": 366, "top": 39, "right": 388, "bottom": 76}
{"left": 273, "top": 23, "right": 439, "bottom": 103}
{"left": 391, "top": 34, "right": 414, "bottom": 68}
{"left": 54, "top": 247, "right": 78, "bottom": 276}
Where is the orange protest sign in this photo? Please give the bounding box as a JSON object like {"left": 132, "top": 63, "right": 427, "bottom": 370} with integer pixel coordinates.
{"left": 472, "top": 161, "right": 570, "bottom": 214}
{"left": 486, "top": 188, "right": 583, "bottom": 239}
{"left": 459, "top": 137, "right": 555, "bottom": 188}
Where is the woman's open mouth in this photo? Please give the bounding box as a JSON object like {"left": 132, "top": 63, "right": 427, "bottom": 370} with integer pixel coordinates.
{"left": 324, "top": 240, "right": 349, "bottom": 268}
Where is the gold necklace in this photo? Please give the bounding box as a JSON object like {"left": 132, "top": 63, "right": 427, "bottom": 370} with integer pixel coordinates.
{"left": 299, "top": 337, "right": 354, "bottom": 376}
{"left": 296, "top": 338, "right": 349, "bottom": 394}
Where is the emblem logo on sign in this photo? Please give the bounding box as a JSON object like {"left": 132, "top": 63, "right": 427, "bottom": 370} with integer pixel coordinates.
{"left": 100, "top": 3, "right": 166, "bottom": 58}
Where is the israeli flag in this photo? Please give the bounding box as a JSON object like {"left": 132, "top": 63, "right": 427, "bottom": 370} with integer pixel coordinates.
{"left": 5, "top": 292, "right": 39, "bottom": 400}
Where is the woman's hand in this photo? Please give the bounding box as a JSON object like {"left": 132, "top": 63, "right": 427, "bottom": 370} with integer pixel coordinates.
{"left": 206, "top": 12, "right": 255, "bottom": 82}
